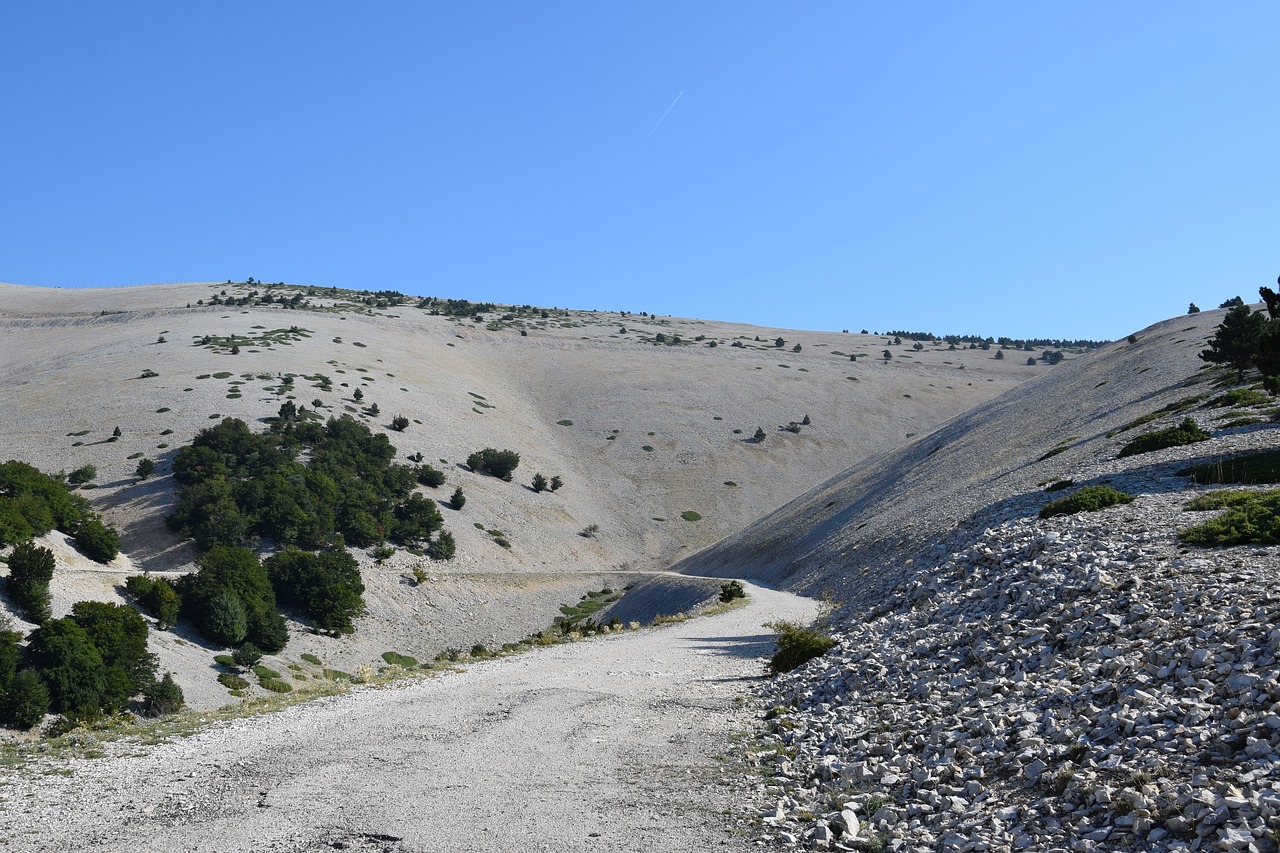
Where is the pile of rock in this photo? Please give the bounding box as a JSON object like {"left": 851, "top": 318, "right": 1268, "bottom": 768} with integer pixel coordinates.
{"left": 754, "top": 485, "right": 1280, "bottom": 851}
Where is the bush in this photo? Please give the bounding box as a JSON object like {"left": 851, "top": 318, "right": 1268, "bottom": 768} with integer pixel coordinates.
{"left": 67, "top": 464, "right": 97, "bottom": 486}
{"left": 429, "top": 530, "right": 456, "bottom": 560}
{"left": 125, "top": 574, "right": 181, "bottom": 629}
{"left": 73, "top": 516, "right": 120, "bottom": 563}
{"left": 7, "top": 541, "right": 55, "bottom": 624}
{"left": 1040, "top": 485, "right": 1135, "bottom": 519}
{"left": 3, "top": 669, "right": 50, "bottom": 729}
{"left": 467, "top": 448, "right": 520, "bottom": 481}
{"left": 719, "top": 580, "right": 746, "bottom": 603}
{"left": 233, "top": 643, "right": 263, "bottom": 668}
{"left": 1180, "top": 489, "right": 1280, "bottom": 546}
{"left": 550, "top": 476, "right": 563, "bottom": 492}
{"left": 390, "top": 415, "right": 409, "bottom": 431}
{"left": 217, "top": 672, "right": 249, "bottom": 690}
{"left": 767, "top": 621, "right": 837, "bottom": 674}
{"left": 531, "top": 473, "right": 548, "bottom": 492}
{"left": 1117, "top": 417, "right": 1211, "bottom": 458}
{"left": 141, "top": 673, "right": 185, "bottom": 716}
{"left": 1178, "top": 449, "right": 1280, "bottom": 484}
{"left": 417, "top": 464, "right": 446, "bottom": 487}
{"left": 135, "top": 458, "right": 156, "bottom": 480}
{"left": 451, "top": 487, "right": 465, "bottom": 509}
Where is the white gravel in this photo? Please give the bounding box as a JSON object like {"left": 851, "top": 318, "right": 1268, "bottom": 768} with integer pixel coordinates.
{"left": 0, "top": 582, "right": 818, "bottom": 853}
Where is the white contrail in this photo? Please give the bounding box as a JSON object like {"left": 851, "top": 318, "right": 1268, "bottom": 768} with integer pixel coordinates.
{"left": 642, "top": 89, "right": 684, "bottom": 144}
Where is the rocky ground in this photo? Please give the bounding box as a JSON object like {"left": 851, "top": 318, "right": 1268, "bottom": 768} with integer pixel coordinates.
{"left": 752, "top": 423, "right": 1280, "bottom": 851}
{"left": 0, "top": 582, "right": 818, "bottom": 853}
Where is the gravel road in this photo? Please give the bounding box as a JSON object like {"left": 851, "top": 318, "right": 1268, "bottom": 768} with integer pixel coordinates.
{"left": 0, "top": 582, "right": 818, "bottom": 853}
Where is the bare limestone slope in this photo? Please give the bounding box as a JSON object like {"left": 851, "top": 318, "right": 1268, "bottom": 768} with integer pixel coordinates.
{"left": 676, "top": 307, "right": 1228, "bottom": 607}
{"left": 0, "top": 280, "right": 1045, "bottom": 708}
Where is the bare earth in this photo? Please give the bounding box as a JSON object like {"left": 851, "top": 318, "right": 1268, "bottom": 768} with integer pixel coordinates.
{"left": 0, "top": 582, "right": 818, "bottom": 853}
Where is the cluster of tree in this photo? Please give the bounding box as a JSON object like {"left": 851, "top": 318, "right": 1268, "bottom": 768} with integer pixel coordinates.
{"left": 1200, "top": 280, "right": 1280, "bottom": 389}
{"left": 0, "top": 601, "right": 182, "bottom": 729}
{"left": 0, "top": 461, "right": 119, "bottom": 562}
{"left": 168, "top": 416, "right": 443, "bottom": 550}
{"left": 467, "top": 448, "right": 521, "bottom": 481}
{"left": 420, "top": 297, "right": 499, "bottom": 317}
{"left": 880, "top": 330, "right": 1107, "bottom": 350}
{"left": 530, "top": 473, "right": 564, "bottom": 493}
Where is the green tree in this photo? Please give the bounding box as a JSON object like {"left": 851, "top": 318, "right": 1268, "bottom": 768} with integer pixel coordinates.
{"left": 204, "top": 590, "right": 249, "bottom": 646}
{"left": 429, "top": 530, "right": 456, "bottom": 560}
{"left": 135, "top": 458, "right": 156, "bottom": 480}
{"left": 7, "top": 541, "right": 54, "bottom": 624}
{"left": 3, "top": 669, "right": 50, "bottom": 729}
{"left": 753, "top": 427, "right": 766, "bottom": 441}
{"left": 141, "top": 673, "right": 184, "bottom": 717}
{"left": 265, "top": 549, "right": 365, "bottom": 635}
{"left": 451, "top": 487, "right": 465, "bottom": 509}
{"left": 774, "top": 337, "right": 785, "bottom": 348}
{"left": 67, "top": 464, "right": 96, "bottom": 486}
{"left": 417, "top": 464, "right": 446, "bottom": 487}
{"left": 1255, "top": 319, "right": 1280, "bottom": 394}
{"left": 467, "top": 448, "right": 520, "bottom": 481}
{"left": 1200, "top": 303, "right": 1265, "bottom": 379}
{"left": 1188, "top": 302, "right": 1200, "bottom": 314}
{"left": 24, "top": 618, "right": 110, "bottom": 718}
{"left": 353, "top": 387, "right": 363, "bottom": 401}
{"left": 791, "top": 343, "right": 802, "bottom": 353}
{"left": 390, "top": 415, "right": 409, "bottom": 431}
{"left": 549, "top": 476, "right": 563, "bottom": 492}
{"left": 70, "top": 601, "right": 156, "bottom": 695}
{"left": 73, "top": 516, "right": 120, "bottom": 563}
{"left": 531, "top": 473, "right": 548, "bottom": 492}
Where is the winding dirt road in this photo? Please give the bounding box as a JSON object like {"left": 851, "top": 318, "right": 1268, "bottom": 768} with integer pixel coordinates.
{"left": 0, "top": 583, "right": 818, "bottom": 852}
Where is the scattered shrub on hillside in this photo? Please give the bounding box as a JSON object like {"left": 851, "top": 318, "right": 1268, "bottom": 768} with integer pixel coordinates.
{"left": 719, "top": 580, "right": 746, "bottom": 603}
{"left": 767, "top": 621, "right": 837, "bottom": 674}
{"left": 1179, "top": 489, "right": 1280, "bottom": 546}
{"left": 1040, "top": 485, "right": 1135, "bottom": 519}
{"left": 67, "top": 465, "right": 97, "bottom": 486}
{"left": 531, "top": 473, "right": 548, "bottom": 492}
{"left": 134, "top": 458, "right": 156, "bottom": 480}
{"left": 428, "top": 530, "right": 456, "bottom": 560}
{"left": 450, "top": 487, "right": 465, "bottom": 509}
{"left": 7, "top": 541, "right": 55, "bottom": 624}
{"left": 1044, "top": 479, "right": 1075, "bottom": 492}
{"left": 1210, "top": 388, "right": 1270, "bottom": 409}
{"left": 390, "top": 415, "right": 409, "bottom": 431}
{"left": 753, "top": 427, "right": 766, "bottom": 442}
{"left": 1117, "top": 417, "right": 1210, "bottom": 458}
{"left": 550, "top": 476, "right": 563, "bottom": 491}
{"left": 681, "top": 511, "right": 702, "bottom": 522}
{"left": 141, "top": 672, "right": 185, "bottom": 716}
{"left": 467, "top": 448, "right": 520, "bottom": 481}
{"left": 417, "top": 464, "right": 446, "bottom": 487}
{"left": 1178, "top": 449, "right": 1280, "bottom": 484}
{"left": 381, "top": 651, "right": 418, "bottom": 668}
{"left": 579, "top": 524, "right": 599, "bottom": 538}
{"left": 233, "top": 642, "right": 263, "bottom": 668}
{"left": 217, "top": 672, "right": 249, "bottom": 690}
{"left": 1184, "top": 490, "right": 1259, "bottom": 512}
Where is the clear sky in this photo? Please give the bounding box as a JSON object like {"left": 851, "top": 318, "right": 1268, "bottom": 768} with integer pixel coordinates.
{"left": 2, "top": 3, "right": 1276, "bottom": 341}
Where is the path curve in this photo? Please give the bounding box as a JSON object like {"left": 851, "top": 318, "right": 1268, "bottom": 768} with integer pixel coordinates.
{"left": 0, "top": 582, "right": 818, "bottom": 852}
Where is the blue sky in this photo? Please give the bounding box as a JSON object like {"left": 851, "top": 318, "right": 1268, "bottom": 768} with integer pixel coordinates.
{"left": 2, "top": 3, "right": 1276, "bottom": 340}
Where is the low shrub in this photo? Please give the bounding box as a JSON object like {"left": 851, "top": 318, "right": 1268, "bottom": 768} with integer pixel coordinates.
{"left": 1178, "top": 449, "right": 1280, "bottom": 484}
{"left": 1040, "top": 485, "right": 1135, "bottom": 519}
{"left": 381, "top": 651, "right": 418, "bottom": 668}
{"left": 1117, "top": 417, "right": 1210, "bottom": 458}
{"left": 141, "top": 673, "right": 185, "bottom": 716}
{"left": 1179, "top": 489, "right": 1280, "bottom": 546}
{"left": 417, "top": 464, "right": 446, "bottom": 487}
{"left": 301, "top": 653, "right": 322, "bottom": 665}
{"left": 767, "top": 621, "right": 837, "bottom": 674}
{"left": 217, "top": 672, "right": 249, "bottom": 690}
{"left": 259, "top": 678, "right": 292, "bottom": 693}
{"left": 1044, "top": 479, "right": 1075, "bottom": 492}
{"left": 719, "top": 580, "right": 746, "bottom": 603}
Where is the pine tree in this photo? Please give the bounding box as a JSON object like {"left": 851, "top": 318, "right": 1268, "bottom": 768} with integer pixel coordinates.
{"left": 1201, "top": 304, "right": 1265, "bottom": 379}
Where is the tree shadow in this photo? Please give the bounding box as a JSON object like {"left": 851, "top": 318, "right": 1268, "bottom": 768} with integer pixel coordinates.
{"left": 686, "top": 632, "right": 778, "bottom": 661}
